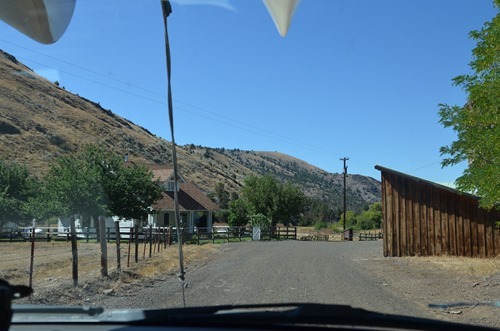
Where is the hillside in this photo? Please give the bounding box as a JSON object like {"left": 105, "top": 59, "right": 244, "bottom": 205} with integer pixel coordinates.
{"left": 0, "top": 49, "right": 380, "bottom": 212}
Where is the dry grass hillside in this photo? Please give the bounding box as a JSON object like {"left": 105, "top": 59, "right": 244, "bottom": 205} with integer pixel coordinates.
{"left": 0, "top": 49, "right": 380, "bottom": 211}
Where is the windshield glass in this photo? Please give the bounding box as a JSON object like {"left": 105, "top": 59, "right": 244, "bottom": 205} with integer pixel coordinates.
{"left": 0, "top": 0, "right": 499, "bottom": 329}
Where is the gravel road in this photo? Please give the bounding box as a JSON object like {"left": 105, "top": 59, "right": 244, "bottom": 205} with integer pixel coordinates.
{"left": 100, "top": 240, "right": 430, "bottom": 319}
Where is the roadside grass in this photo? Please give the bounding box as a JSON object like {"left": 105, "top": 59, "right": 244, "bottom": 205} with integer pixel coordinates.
{"left": 0, "top": 241, "right": 217, "bottom": 289}
{"left": 405, "top": 255, "right": 500, "bottom": 277}
{"left": 130, "top": 244, "right": 216, "bottom": 279}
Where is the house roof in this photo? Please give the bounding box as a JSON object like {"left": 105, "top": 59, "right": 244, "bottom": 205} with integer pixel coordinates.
{"left": 125, "top": 161, "right": 183, "bottom": 182}
{"left": 374, "top": 165, "right": 479, "bottom": 200}
{"left": 153, "top": 182, "right": 219, "bottom": 212}
{"left": 123, "top": 162, "right": 216, "bottom": 212}
{"left": 148, "top": 164, "right": 186, "bottom": 183}
{"left": 151, "top": 166, "right": 174, "bottom": 182}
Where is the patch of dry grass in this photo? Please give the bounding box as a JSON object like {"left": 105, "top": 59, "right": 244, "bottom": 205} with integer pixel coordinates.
{"left": 130, "top": 244, "right": 216, "bottom": 279}
{"left": 0, "top": 241, "right": 217, "bottom": 290}
{"left": 405, "top": 255, "right": 500, "bottom": 277}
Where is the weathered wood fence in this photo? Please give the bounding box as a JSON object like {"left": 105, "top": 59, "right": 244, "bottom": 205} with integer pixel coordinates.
{"left": 359, "top": 231, "right": 383, "bottom": 241}
{"left": 376, "top": 166, "right": 500, "bottom": 258}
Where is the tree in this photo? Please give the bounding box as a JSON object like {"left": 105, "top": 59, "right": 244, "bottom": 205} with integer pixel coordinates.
{"left": 228, "top": 198, "right": 249, "bottom": 226}
{"left": 0, "top": 160, "right": 41, "bottom": 227}
{"left": 339, "top": 210, "right": 357, "bottom": 230}
{"left": 357, "top": 202, "right": 383, "bottom": 230}
{"left": 274, "top": 181, "right": 305, "bottom": 225}
{"left": 438, "top": 1, "right": 500, "bottom": 210}
{"left": 44, "top": 145, "right": 109, "bottom": 223}
{"left": 240, "top": 175, "right": 279, "bottom": 221}
{"left": 238, "top": 174, "right": 305, "bottom": 226}
{"left": 105, "top": 162, "right": 163, "bottom": 221}
{"left": 248, "top": 213, "right": 271, "bottom": 228}
{"left": 44, "top": 145, "right": 163, "bottom": 223}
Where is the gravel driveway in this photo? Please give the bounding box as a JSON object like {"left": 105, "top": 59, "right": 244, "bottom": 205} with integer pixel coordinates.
{"left": 101, "top": 240, "right": 429, "bottom": 319}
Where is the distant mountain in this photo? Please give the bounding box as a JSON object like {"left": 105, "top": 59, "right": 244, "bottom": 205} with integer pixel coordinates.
{"left": 0, "top": 49, "right": 380, "bottom": 212}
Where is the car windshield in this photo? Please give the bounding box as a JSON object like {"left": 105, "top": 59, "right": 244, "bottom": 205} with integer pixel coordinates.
{"left": 0, "top": 0, "right": 499, "bottom": 330}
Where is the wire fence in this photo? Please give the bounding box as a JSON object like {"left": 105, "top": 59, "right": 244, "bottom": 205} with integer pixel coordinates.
{"left": 0, "top": 218, "right": 298, "bottom": 290}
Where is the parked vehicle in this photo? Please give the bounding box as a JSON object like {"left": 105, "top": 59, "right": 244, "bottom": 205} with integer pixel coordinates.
{"left": 20, "top": 228, "right": 45, "bottom": 240}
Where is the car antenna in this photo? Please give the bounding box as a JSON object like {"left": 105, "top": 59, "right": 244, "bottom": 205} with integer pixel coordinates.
{"left": 161, "top": 0, "right": 187, "bottom": 308}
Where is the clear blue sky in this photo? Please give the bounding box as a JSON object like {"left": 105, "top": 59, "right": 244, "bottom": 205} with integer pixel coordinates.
{"left": 0, "top": 1, "right": 496, "bottom": 183}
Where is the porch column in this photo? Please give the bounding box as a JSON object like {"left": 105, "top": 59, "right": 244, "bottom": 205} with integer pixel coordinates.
{"left": 148, "top": 213, "right": 157, "bottom": 227}
{"left": 207, "top": 211, "right": 213, "bottom": 230}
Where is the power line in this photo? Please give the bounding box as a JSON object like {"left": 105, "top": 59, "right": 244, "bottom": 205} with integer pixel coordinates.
{"left": 1, "top": 41, "right": 343, "bottom": 160}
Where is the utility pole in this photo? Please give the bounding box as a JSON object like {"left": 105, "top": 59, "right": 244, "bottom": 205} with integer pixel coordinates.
{"left": 340, "top": 157, "right": 349, "bottom": 230}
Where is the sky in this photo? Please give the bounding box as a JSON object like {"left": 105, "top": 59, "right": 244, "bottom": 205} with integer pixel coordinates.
{"left": 0, "top": 0, "right": 497, "bottom": 184}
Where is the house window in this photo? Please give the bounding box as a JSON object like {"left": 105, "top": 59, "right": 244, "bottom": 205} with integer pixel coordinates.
{"left": 166, "top": 181, "right": 178, "bottom": 191}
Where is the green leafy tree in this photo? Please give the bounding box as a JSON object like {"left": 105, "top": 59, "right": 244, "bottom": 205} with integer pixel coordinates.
{"left": 248, "top": 213, "right": 271, "bottom": 228}
{"left": 44, "top": 146, "right": 109, "bottom": 223}
{"left": 241, "top": 175, "right": 279, "bottom": 221}
{"left": 356, "top": 202, "right": 383, "bottom": 230}
{"left": 0, "top": 160, "right": 41, "bottom": 226}
{"left": 339, "top": 210, "right": 357, "bottom": 230}
{"left": 239, "top": 174, "right": 305, "bottom": 226}
{"left": 44, "top": 145, "right": 163, "bottom": 224}
{"left": 228, "top": 198, "right": 249, "bottom": 226}
{"left": 275, "top": 181, "right": 305, "bottom": 225}
{"left": 439, "top": 1, "right": 500, "bottom": 210}
{"left": 105, "top": 162, "right": 163, "bottom": 221}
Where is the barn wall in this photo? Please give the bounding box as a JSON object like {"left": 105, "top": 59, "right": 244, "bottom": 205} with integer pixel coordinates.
{"left": 379, "top": 168, "right": 499, "bottom": 258}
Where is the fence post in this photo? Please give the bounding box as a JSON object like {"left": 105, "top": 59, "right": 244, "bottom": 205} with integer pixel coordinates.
{"left": 115, "top": 222, "right": 121, "bottom": 272}
{"left": 148, "top": 225, "right": 153, "bottom": 258}
{"left": 156, "top": 228, "right": 160, "bottom": 253}
{"left": 99, "top": 216, "right": 108, "bottom": 277}
{"left": 107, "top": 227, "right": 111, "bottom": 243}
{"left": 143, "top": 231, "right": 147, "bottom": 259}
{"left": 29, "top": 219, "right": 36, "bottom": 293}
{"left": 70, "top": 216, "right": 78, "bottom": 287}
{"left": 134, "top": 223, "right": 139, "bottom": 263}
{"left": 163, "top": 227, "right": 167, "bottom": 249}
{"left": 127, "top": 227, "right": 132, "bottom": 268}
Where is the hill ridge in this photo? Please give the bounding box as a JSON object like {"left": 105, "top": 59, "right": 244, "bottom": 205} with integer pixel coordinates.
{"left": 0, "top": 49, "right": 380, "bottom": 212}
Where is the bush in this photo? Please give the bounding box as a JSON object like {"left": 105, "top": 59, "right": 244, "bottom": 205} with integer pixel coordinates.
{"left": 249, "top": 213, "right": 271, "bottom": 228}
{"left": 314, "top": 220, "right": 327, "bottom": 231}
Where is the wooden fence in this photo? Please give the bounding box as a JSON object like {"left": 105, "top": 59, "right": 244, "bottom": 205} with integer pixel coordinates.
{"left": 376, "top": 165, "right": 500, "bottom": 258}
{"left": 0, "top": 225, "right": 297, "bottom": 244}
{"left": 2, "top": 221, "right": 298, "bottom": 289}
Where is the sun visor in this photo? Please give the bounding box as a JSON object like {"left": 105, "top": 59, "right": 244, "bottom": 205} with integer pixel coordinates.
{"left": 0, "top": 0, "right": 76, "bottom": 44}
{"left": 263, "top": 0, "right": 299, "bottom": 37}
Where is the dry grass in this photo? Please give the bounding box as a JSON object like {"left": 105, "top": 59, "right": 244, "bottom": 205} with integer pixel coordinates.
{"left": 0, "top": 241, "right": 217, "bottom": 289}
{"left": 404, "top": 255, "right": 500, "bottom": 278}
{"left": 130, "top": 244, "right": 216, "bottom": 279}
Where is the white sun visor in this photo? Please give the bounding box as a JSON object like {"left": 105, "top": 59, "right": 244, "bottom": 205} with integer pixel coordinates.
{"left": 263, "top": 0, "right": 299, "bottom": 37}
{"left": 0, "top": 0, "right": 76, "bottom": 44}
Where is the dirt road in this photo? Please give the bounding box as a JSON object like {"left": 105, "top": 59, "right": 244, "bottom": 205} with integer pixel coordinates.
{"left": 12, "top": 239, "right": 497, "bottom": 328}
{"left": 100, "top": 241, "right": 429, "bottom": 318}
